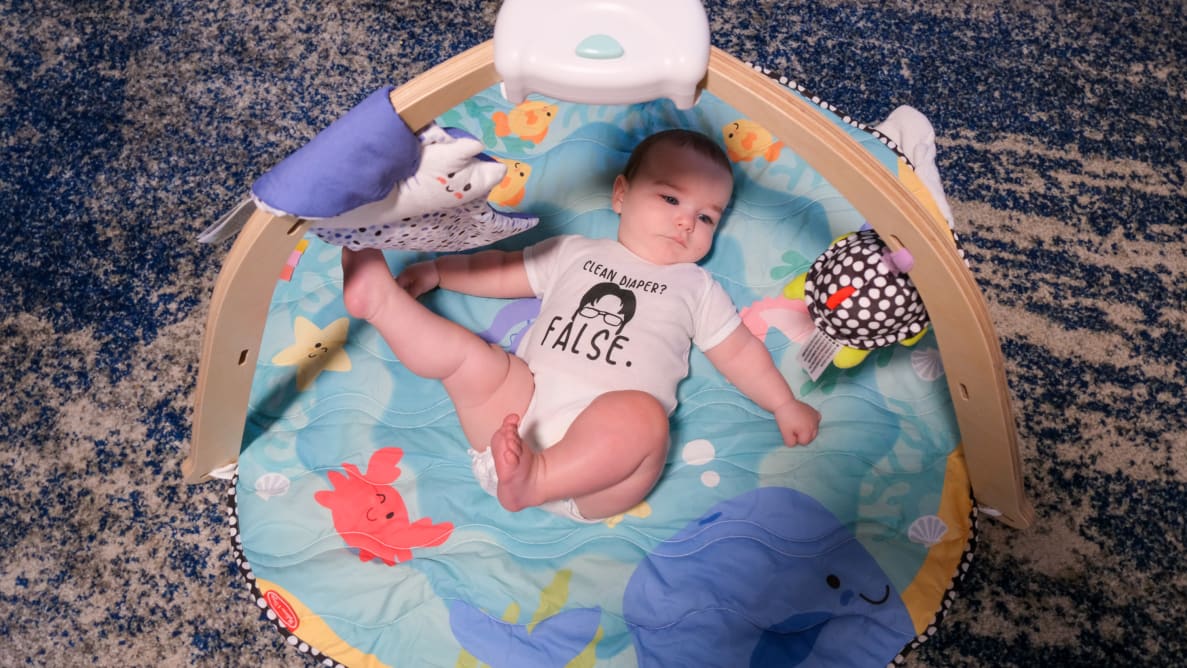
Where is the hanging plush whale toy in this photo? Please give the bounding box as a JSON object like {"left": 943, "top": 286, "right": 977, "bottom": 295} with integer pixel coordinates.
{"left": 200, "top": 87, "right": 538, "bottom": 251}
{"left": 784, "top": 225, "right": 964, "bottom": 378}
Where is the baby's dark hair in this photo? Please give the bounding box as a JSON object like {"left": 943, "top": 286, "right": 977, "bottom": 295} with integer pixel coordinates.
{"left": 621, "top": 129, "right": 733, "bottom": 182}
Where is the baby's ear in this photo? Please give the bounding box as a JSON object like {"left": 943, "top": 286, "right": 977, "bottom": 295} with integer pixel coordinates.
{"left": 611, "top": 175, "right": 628, "bottom": 214}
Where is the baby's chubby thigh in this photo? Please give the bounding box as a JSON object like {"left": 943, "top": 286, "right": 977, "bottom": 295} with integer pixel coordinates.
{"left": 561, "top": 390, "right": 671, "bottom": 518}
{"left": 452, "top": 343, "right": 535, "bottom": 453}
{"left": 565, "top": 390, "right": 670, "bottom": 458}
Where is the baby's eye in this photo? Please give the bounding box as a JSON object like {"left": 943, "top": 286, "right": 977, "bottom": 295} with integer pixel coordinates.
{"left": 661, "top": 195, "right": 678, "bottom": 205}
{"left": 698, "top": 214, "right": 717, "bottom": 226}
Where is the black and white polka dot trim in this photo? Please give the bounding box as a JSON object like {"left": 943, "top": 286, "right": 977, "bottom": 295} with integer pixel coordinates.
{"left": 745, "top": 61, "right": 918, "bottom": 169}
{"left": 226, "top": 476, "right": 348, "bottom": 668}
{"left": 890, "top": 502, "right": 980, "bottom": 666}
{"left": 311, "top": 199, "right": 536, "bottom": 252}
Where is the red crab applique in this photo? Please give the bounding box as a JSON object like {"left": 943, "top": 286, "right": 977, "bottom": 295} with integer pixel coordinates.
{"left": 314, "top": 447, "right": 453, "bottom": 565}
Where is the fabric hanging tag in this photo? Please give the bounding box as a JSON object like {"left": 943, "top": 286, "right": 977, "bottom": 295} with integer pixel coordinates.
{"left": 208, "top": 462, "right": 239, "bottom": 480}
{"left": 199, "top": 196, "right": 256, "bottom": 244}
{"left": 797, "top": 328, "right": 843, "bottom": 381}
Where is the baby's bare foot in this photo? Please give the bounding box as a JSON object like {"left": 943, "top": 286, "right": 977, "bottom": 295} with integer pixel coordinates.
{"left": 491, "top": 414, "right": 537, "bottom": 512}
{"left": 341, "top": 248, "right": 397, "bottom": 321}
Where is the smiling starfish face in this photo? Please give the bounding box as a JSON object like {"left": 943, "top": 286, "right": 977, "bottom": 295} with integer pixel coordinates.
{"left": 270, "top": 316, "right": 352, "bottom": 390}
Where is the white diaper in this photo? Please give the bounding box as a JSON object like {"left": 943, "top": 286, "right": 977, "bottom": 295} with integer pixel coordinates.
{"left": 468, "top": 447, "right": 598, "bottom": 524}
{"left": 516, "top": 390, "right": 586, "bottom": 453}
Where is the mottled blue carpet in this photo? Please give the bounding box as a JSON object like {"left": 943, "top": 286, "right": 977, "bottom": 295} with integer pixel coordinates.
{"left": 2, "top": 1, "right": 1184, "bottom": 665}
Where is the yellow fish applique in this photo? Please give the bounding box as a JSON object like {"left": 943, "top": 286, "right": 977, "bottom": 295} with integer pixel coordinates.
{"left": 489, "top": 157, "right": 532, "bottom": 207}
{"left": 493, "top": 100, "right": 559, "bottom": 144}
{"left": 604, "top": 501, "right": 652, "bottom": 528}
{"left": 270, "top": 316, "right": 351, "bottom": 390}
{"left": 722, "top": 119, "right": 784, "bottom": 163}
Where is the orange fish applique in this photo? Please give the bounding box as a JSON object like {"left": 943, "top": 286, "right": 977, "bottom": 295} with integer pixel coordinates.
{"left": 314, "top": 447, "right": 453, "bottom": 566}
{"left": 489, "top": 157, "right": 532, "bottom": 207}
{"left": 493, "top": 100, "right": 559, "bottom": 144}
{"left": 722, "top": 119, "right": 784, "bottom": 163}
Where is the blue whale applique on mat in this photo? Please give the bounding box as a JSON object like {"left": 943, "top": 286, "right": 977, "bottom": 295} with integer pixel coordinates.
{"left": 623, "top": 487, "right": 915, "bottom": 667}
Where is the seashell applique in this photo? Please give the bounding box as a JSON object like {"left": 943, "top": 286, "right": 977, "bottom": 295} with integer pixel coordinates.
{"left": 255, "top": 472, "right": 292, "bottom": 501}
{"left": 911, "top": 348, "right": 945, "bottom": 381}
{"left": 907, "top": 514, "right": 948, "bottom": 546}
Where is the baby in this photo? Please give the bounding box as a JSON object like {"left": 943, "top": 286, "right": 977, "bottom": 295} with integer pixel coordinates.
{"left": 342, "top": 129, "right": 820, "bottom": 522}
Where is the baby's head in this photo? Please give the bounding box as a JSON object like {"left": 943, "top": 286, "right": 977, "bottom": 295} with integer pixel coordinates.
{"left": 620, "top": 129, "right": 733, "bottom": 184}
{"left": 612, "top": 130, "right": 734, "bottom": 265}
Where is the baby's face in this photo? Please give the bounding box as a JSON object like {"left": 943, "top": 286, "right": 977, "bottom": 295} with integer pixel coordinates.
{"left": 612, "top": 142, "right": 733, "bottom": 265}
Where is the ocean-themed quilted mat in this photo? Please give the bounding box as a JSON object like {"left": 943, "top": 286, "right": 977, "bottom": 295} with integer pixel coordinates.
{"left": 229, "top": 80, "right": 976, "bottom": 667}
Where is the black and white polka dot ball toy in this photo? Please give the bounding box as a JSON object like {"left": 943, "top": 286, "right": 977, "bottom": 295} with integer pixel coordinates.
{"left": 803, "top": 229, "right": 930, "bottom": 350}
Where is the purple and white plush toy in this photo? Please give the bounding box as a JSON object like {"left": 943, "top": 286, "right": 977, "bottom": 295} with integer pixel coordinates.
{"left": 202, "top": 86, "right": 536, "bottom": 251}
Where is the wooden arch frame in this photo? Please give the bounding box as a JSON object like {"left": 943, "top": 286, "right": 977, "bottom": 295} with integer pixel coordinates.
{"left": 183, "top": 42, "right": 1034, "bottom": 529}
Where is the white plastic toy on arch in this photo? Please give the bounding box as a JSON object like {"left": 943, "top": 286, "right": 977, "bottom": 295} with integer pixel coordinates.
{"left": 494, "top": 0, "right": 711, "bottom": 109}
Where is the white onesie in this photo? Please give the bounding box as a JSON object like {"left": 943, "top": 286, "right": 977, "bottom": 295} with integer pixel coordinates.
{"left": 515, "top": 234, "right": 741, "bottom": 447}
{"left": 468, "top": 235, "right": 741, "bottom": 522}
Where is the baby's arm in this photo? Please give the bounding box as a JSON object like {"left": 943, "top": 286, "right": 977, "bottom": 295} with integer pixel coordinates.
{"left": 398, "top": 250, "right": 534, "bottom": 299}
{"left": 704, "top": 324, "right": 821, "bottom": 446}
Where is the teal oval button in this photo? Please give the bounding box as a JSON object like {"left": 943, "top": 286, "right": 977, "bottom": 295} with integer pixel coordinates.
{"left": 576, "top": 34, "right": 624, "bottom": 60}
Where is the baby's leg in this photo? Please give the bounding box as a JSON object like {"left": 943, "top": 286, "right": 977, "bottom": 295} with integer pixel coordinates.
{"left": 342, "top": 249, "right": 533, "bottom": 448}
{"left": 490, "top": 390, "right": 669, "bottom": 519}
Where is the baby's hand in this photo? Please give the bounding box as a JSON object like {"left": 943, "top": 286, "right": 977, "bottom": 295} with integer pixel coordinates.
{"left": 774, "top": 400, "right": 821, "bottom": 446}
{"left": 396, "top": 260, "right": 440, "bottom": 298}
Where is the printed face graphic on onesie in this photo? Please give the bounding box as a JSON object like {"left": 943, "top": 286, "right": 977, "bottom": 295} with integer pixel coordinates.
{"left": 520, "top": 234, "right": 737, "bottom": 424}
{"left": 539, "top": 281, "right": 638, "bottom": 366}
{"left": 575, "top": 282, "right": 637, "bottom": 335}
